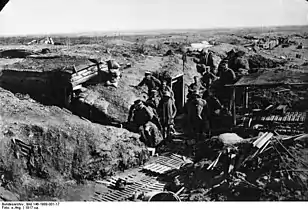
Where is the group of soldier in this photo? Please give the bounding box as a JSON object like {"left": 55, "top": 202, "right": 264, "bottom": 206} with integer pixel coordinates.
{"left": 184, "top": 48, "right": 241, "bottom": 139}
{"left": 126, "top": 49, "right": 240, "bottom": 148}
{"left": 126, "top": 71, "right": 177, "bottom": 147}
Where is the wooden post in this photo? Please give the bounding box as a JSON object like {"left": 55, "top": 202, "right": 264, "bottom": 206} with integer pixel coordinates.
{"left": 182, "top": 76, "right": 185, "bottom": 109}
{"left": 232, "top": 87, "right": 236, "bottom": 126}
{"left": 182, "top": 54, "right": 186, "bottom": 106}
{"left": 244, "top": 87, "right": 249, "bottom": 109}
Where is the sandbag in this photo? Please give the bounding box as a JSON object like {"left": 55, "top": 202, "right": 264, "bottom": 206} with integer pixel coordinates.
{"left": 109, "top": 69, "right": 121, "bottom": 78}
{"left": 106, "top": 80, "right": 119, "bottom": 88}
{"left": 218, "top": 133, "right": 244, "bottom": 145}
{"left": 107, "top": 60, "right": 120, "bottom": 69}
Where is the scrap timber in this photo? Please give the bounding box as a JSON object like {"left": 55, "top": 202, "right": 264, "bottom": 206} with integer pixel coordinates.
{"left": 91, "top": 153, "right": 192, "bottom": 202}
{"left": 226, "top": 70, "right": 308, "bottom": 128}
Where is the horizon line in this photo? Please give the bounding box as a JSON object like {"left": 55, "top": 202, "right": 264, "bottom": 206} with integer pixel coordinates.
{"left": 0, "top": 24, "right": 307, "bottom": 37}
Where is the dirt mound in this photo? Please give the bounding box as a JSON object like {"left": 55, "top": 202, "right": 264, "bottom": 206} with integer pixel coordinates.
{"left": 83, "top": 83, "right": 139, "bottom": 124}
{"left": 209, "top": 43, "right": 248, "bottom": 58}
{"left": 248, "top": 54, "right": 287, "bottom": 69}
{"left": 81, "top": 55, "right": 197, "bottom": 124}
{"left": 0, "top": 88, "right": 149, "bottom": 201}
{"left": 6, "top": 55, "right": 90, "bottom": 72}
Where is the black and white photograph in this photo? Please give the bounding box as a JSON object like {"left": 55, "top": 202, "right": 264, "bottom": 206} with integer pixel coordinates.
{"left": 0, "top": 0, "right": 308, "bottom": 205}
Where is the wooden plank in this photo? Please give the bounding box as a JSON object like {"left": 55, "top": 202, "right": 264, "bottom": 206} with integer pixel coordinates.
{"left": 244, "top": 87, "right": 249, "bottom": 109}
{"left": 168, "top": 159, "right": 182, "bottom": 165}
{"left": 232, "top": 87, "right": 236, "bottom": 126}
{"left": 121, "top": 186, "right": 139, "bottom": 194}
{"left": 92, "top": 197, "right": 102, "bottom": 202}
{"left": 158, "top": 161, "right": 178, "bottom": 169}
{"left": 81, "top": 69, "right": 97, "bottom": 77}
{"left": 100, "top": 197, "right": 112, "bottom": 202}
{"left": 75, "top": 63, "right": 97, "bottom": 71}
{"left": 253, "top": 132, "right": 268, "bottom": 147}
{"left": 286, "top": 115, "right": 291, "bottom": 122}
{"left": 259, "top": 140, "right": 271, "bottom": 154}
{"left": 72, "top": 69, "right": 97, "bottom": 81}
{"left": 150, "top": 163, "right": 164, "bottom": 171}
{"left": 71, "top": 72, "right": 98, "bottom": 86}
{"left": 100, "top": 196, "right": 114, "bottom": 201}
{"left": 255, "top": 133, "right": 273, "bottom": 149}
{"left": 148, "top": 163, "right": 161, "bottom": 170}
{"left": 153, "top": 168, "right": 164, "bottom": 174}
{"left": 143, "top": 163, "right": 155, "bottom": 170}
{"left": 265, "top": 116, "right": 271, "bottom": 121}
{"left": 112, "top": 191, "right": 126, "bottom": 198}
{"left": 107, "top": 178, "right": 117, "bottom": 183}
{"left": 275, "top": 115, "right": 280, "bottom": 121}
{"left": 282, "top": 115, "right": 288, "bottom": 122}
{"left": 106, "top": 192, "right": 122, "bottom": 200}
{"left": 71, "top": 70, "right": 96, "bottom": 82}
{"left": 72, "top": 67, "right": 95, "bottom": 77}
{"left": 156, "top": 166, "right": 170, "bottom": 174}
{"left": 171, "top": 154, "right": 184, "bottom": 159}
{"left": 155, "top": 164, "right": 168, "bottom": 171}
{"left": 103, "top": 193, "right": 118, "bottom": 200}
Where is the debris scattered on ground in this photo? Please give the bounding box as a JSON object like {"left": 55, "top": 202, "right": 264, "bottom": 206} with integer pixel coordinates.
{"left": 174, "top": 132, "right": 308, "bottom": 201}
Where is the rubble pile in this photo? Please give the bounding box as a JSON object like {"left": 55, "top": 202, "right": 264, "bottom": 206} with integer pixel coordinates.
{"left": 249, "top": 87, "right": 307, "bottom": 111}
{"left": 175, "top": 132, "right": 308, "bottom": 201}
{"left": 248, "top": 54, "right": 286, "bottom": 69}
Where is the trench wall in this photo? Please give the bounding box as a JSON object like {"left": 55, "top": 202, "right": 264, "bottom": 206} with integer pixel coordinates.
{"left": 0, "top": 68, "right": 120, "bottom": 126}
{"left": 0, "top": 69, "right": 69, "bottom": 106}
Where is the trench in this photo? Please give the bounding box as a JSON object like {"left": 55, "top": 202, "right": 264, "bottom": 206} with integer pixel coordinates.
{"left": 1, "top": 61, "right": 307, "bottom": 201}
{"left": 0, "top": 65, "right": 120, "bottom": 127}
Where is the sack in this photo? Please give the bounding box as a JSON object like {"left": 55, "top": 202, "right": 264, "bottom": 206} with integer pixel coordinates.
{"left": 106, "top": 80, "right": 119, "bottom": 88}
{"left": 218, "top": 133, "right": 244, "bottom": 145}
{"left": 107, "top": 60, "right": 120, "bottom": 69}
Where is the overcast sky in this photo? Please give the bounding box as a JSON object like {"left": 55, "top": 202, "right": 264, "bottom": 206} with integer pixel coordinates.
{"left": 0, "top": 0, "right": 307, "bottom": 35}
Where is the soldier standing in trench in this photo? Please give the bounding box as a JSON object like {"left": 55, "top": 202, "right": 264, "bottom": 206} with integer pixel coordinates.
{"left": 145, "top": 90, "right": 160, "bottom": 114}
{"left": 202, "top": 89, "right": 223, "bottom": 132}
{"left": 135, "top": 71, "right": 161, "bottom": 96}
{"left": 216, "top": 61, "right": 237, "bottom": 112}
{"left": 127, "top": 100, "right": 162, "bottom": 147}
{"left": 186, "top": 90, "right": 210, "bottom": 140}
{"left": 187, "top": 76, "right": 206, "bottom": 101}
{"left": 159, "top": 80, "right": 174, "bottom": 101}
{"left": 200, "top": 65, "right": 219, "bottom": 89}
{"left": 158, "top": 91, "right": 177, "bottom": 140}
